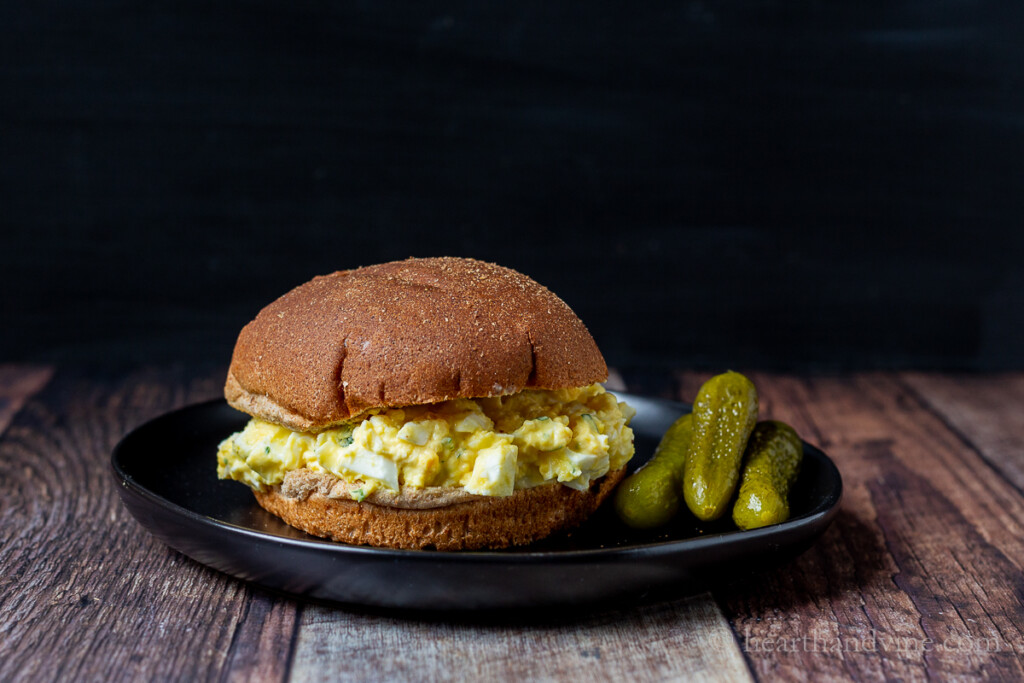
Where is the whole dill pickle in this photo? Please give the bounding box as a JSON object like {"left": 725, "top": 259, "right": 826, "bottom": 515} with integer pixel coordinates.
{"left": 684, "top": 371, "right": 759, "bottom": 521}
{"left": 732, "top": 421, "right": 803, "bottom": 530}
{"left": 614, "top": 413, "right": 694, "bottom": 528}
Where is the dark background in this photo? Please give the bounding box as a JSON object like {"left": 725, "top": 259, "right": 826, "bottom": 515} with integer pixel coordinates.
{"left": 3, "top": 1, "right": 1023, "bottom": 371}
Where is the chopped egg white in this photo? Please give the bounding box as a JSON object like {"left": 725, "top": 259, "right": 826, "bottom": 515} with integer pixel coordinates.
{"left": 217, "top": 383, "right": 635, "bottom": 498}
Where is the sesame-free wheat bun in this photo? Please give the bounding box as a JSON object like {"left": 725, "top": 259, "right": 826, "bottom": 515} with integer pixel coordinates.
{"left": 226, "top": 256, "right": 608, "bottom": 431}
{"left": 217, "top": 257, "right": 634, "bottom": 550}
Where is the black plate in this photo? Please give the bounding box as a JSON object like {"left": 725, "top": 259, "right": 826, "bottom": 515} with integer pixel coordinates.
{"left": 112, "top": 393, "right": 842, "bottom": 611}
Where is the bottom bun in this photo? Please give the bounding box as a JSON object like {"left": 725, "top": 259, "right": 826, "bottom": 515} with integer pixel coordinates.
{"left": 253, "top": 467, "right": 626, "bottom": 550}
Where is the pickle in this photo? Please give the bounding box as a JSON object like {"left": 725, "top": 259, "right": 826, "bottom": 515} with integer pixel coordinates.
{"left": 732, "top": 421, "right": 803, "bottom": 530}
{"left": 614, "top": 413, "right": 693, "bottom": 528}
{"left": 684, "top": 371, "right": 759, "bottom": 521}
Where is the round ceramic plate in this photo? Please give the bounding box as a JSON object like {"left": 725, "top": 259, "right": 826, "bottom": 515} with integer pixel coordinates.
{"left": 112, "top": 393, "right": 841, "bottom": 611}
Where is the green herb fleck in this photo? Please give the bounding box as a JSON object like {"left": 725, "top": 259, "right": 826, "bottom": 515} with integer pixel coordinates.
{"left": 441, "top": 437, "right": 454, "bottom": 449}
{"left": 264, "top": 446, "right": 270, "bottom": 454}
{"left": 535, "top": 416, "right": 549, "bottom": 422}
{"left": 352, "top": 488, "right": 367, "bottom": 502}
{"left": 339, "top": 435, "right": 353, "bottom": 447}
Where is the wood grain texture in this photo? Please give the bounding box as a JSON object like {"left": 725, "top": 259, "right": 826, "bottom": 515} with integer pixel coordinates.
{"left": 7, "top": 365, "right": 1024, "bottom": 682}
{"left": 0, "top": 367, "right": 301, "bottom": 683}
{"left": 289, "top": 594, "right": 752, "bottom": 683}
{"left": 902, "top": 372, "right": 1024, "bottom": 494}
{"left": 0, "top": 364, "right": 54, "bottom": 435}
{"left": 669, "top": 372, "right": 1024, "bottom": 681}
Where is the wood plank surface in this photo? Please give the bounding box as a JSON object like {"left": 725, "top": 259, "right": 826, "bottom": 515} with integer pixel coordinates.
{"left": 0, "top": 367, "right": 301, "bottom": 683}
{"left": 669, "top": 372, "right": 1024, "bottom": 682}
{"left": 902, "top": 372, "right": 1024, "bottom": 494}
{"left": 0, "top": 364, "right": 54, "bottom": 435}
{"left": 289, "top": 595, "right": 752, "bottom": 683}
{"left": 5, "top": 366, "right": 1024, "bottom": 682}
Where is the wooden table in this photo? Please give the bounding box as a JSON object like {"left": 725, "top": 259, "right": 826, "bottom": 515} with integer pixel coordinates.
{"left": 3, "top": 364, "right": 1023, "bottom": 681}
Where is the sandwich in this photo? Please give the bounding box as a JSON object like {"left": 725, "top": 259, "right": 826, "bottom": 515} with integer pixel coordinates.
{"left": 216, "top": 257, "right": 635, "bottom": 550}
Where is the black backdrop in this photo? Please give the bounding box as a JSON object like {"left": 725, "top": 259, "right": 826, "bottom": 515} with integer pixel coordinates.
{"left": 3, "top": 1, "right": 1023, "bottom": 370}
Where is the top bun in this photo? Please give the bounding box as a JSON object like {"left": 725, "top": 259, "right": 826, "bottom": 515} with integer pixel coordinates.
{"left": 225, "top": 257, "right": 608, "bottom": 432}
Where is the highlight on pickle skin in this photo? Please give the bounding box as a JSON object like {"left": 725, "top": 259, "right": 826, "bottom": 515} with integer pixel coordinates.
{"left": 732, "top": 420, "right": 803, "bottom": 531}
{"left": 683, "top": 371, "right": 759, "bottom": 522}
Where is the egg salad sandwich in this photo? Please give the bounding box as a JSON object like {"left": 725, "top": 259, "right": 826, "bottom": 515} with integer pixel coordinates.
{"left": 216, "top": 257, "right": 635, "bottom": 550}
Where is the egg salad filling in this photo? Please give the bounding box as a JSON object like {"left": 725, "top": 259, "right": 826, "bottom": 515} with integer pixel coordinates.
{"left": 217, "top": 384, "right": 635, "bottom": 499}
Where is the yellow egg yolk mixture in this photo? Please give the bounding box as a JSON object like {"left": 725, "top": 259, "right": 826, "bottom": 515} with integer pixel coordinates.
{"left": 217, "top": 384, "right": 635, "bottom": 499}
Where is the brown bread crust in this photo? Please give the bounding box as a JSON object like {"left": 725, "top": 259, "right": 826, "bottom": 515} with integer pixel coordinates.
{"left": 226, "top": 257, "right": 608, "bottom": 432}
{"left": 252, "top": 466, "right": 626, "bottom": 550}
